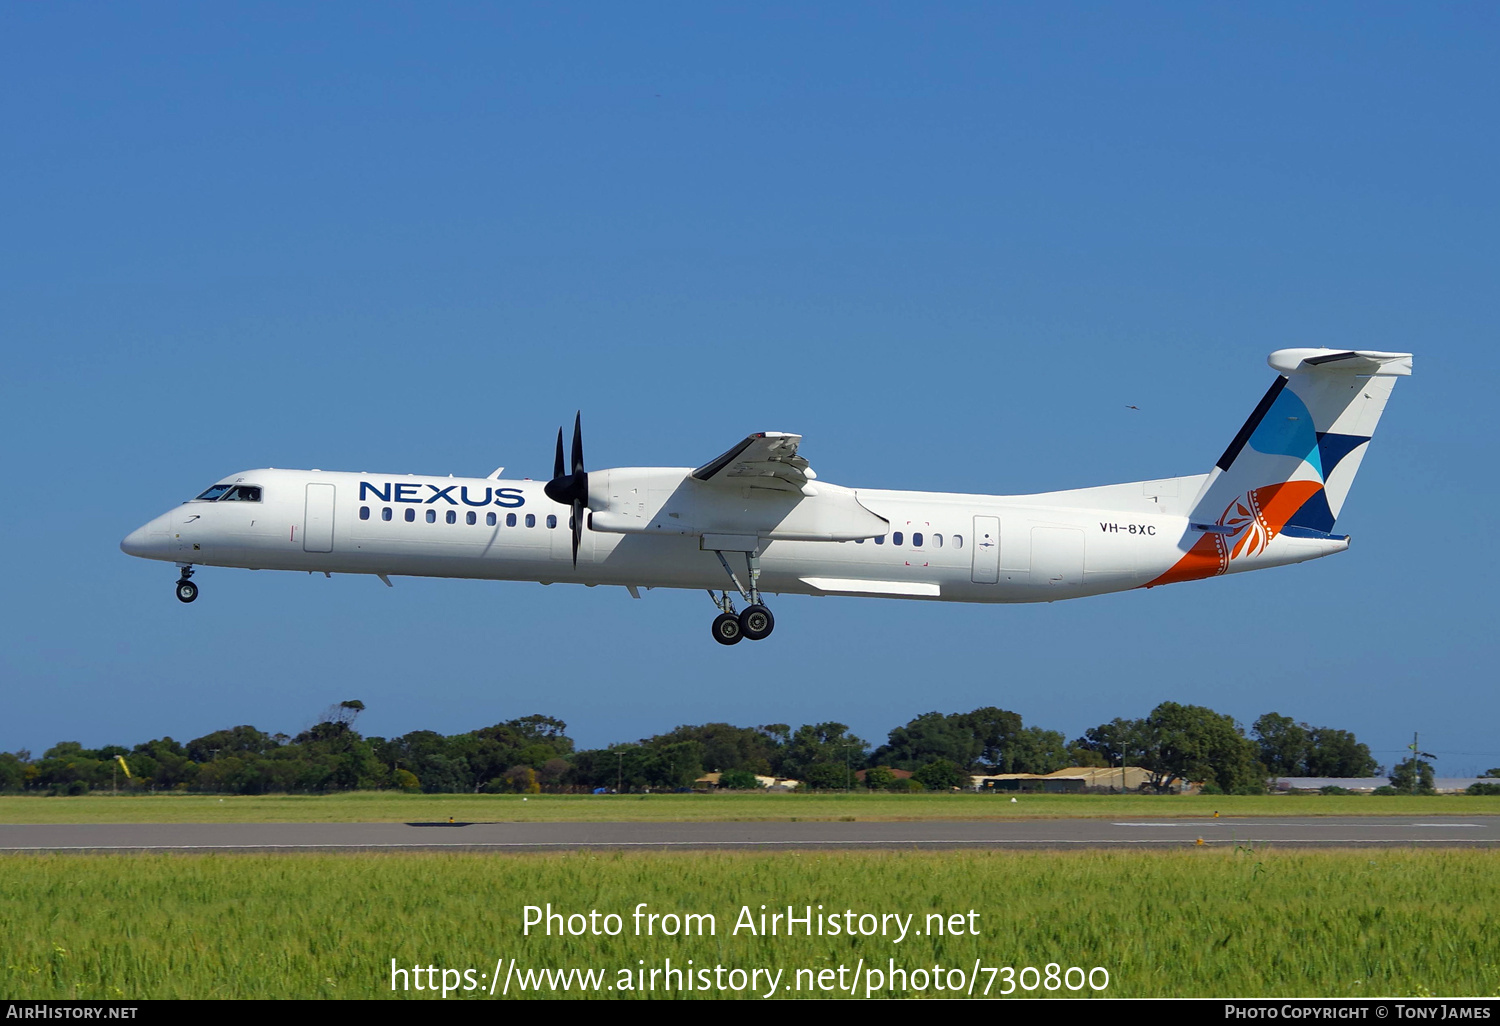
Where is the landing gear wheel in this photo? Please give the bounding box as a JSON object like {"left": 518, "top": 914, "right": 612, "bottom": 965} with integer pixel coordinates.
{"left": 739, "top": 604, "right": 774, "bottom": 641}
{"left": 175, "top": 579, "right": 199, "bottom": 603}
{"left": 711, "top": 612, "right": 743, "bottom": 645}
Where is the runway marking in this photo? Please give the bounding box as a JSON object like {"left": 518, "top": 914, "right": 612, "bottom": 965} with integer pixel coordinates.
{"left": 1112, "top": 820, "right": 1493, "bottom": 829}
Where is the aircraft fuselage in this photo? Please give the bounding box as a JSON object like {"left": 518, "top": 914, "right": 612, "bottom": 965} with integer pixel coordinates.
{"left": 120, "top": 349, "right": 1410, "bottom": 641}
{"left": 121, "top": 466, "right": 1347, "bottom": 604}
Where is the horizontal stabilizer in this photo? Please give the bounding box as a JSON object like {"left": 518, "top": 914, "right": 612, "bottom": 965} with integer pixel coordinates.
{"left": 1268, "top": 349, "right": 1413, "bottom": 376}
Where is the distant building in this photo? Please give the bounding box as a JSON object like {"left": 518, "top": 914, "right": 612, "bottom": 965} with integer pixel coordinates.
{"left": 971, "top": 766, "right": 1153, "bottom": 793}
{"left": 1275, "top": 776, "right": 1491, "bottom": 795}
{"left": 693, "top": 772, "right": 800, "bottom": 791}
{"left": 854, "top": 768, "right": 914, "bottom": 782}
{"left": 757, "top": 775, "right": 800, "bottom": 791}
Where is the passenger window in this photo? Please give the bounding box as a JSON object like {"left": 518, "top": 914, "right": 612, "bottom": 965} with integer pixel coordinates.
{"left": 953, "top": 534, "right": 963, "bottom": 549}
{"left": 382, "top": 508, "right": 392, "bottom": 522}
{"left": 426, "top": 509, "right": 436, "bottom": 523}
{"left": 932, "top": 533, "right": 943, "bottom": 548}
{"left": 506, "top": 513, "right": 517, "bottom": 527}
{"left": 486, "top": 512, "right": 496, "bottom": 526}
{"left": 893, "top": 532, "right": 903, "bottom": 546}
{"left": 359, "top": 506, "right": 370, "bottom": 520}
{"left": 525, "top": 514, "right": 536, "bottom": 528}
{"left": 855, "top": 538, "right": 864, "bottom": 544}
{"left": 874, "top": 535, "right": 884, "bottom": 545}
{"left": 405, "top": 508, "right": 416, "bottom": 522}
{"left": 466, "top": 511, "right": 476, "bottom": 525}
{"left": 912, "top": 532, "right": 923, "bottom": 547}
{"left": 446, "top": 510, "right": 456, "bottom": 524}
{"left": 546, "top": 514, "right": 557, "bottom": 529}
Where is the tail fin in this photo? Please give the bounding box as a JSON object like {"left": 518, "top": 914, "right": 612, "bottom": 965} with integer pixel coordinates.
{"left": 1188, "top": 349, "right": 1412, "bottom": 541}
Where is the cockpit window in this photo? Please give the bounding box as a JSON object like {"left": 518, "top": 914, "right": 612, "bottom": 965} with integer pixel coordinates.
{"left": 194, "top": 484, "right": 262, "bottom": 502}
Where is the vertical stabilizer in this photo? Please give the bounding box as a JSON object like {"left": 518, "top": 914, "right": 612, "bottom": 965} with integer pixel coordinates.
{"left": 1150, "top": 349, "right": 1411, "bottom": 585}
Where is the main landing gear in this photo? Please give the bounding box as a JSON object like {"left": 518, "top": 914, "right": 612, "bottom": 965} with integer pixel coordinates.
{"left": 175, "top": 565, "right": 198, "bottom": 603}
{"left": 707, "top": 549, "right": 775, "bottom": 645}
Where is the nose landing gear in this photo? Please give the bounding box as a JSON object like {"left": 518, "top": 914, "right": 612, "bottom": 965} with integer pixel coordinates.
{"left": 707, "top": 547, "right": 775, "bottom": 645}
{"left": 175, "top": 566, "right": 198, "bottom": 603}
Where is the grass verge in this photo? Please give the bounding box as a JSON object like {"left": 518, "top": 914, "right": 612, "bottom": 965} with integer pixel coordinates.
{"left": 3, "top": 848, "right": 1497, "bottom": 999}
{"left": 3, "top": 791, "right": 1498, "bottom": 824}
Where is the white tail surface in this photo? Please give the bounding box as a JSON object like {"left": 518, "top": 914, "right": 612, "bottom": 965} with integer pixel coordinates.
{"left": 1150, "top": 349, "right": 1410, "bottom": 586}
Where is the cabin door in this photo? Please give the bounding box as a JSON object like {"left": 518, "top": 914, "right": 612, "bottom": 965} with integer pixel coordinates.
{"left": 971, "top": 516, "right": 1000, "bottom": 584}
{"left": 303, "top": 483, "right": 336, "bottom": 553}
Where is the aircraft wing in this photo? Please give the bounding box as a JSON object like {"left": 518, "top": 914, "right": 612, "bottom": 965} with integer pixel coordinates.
{"left": 589, "top": 431, "right": 882, "bottom": 540}
{"left": 692, "top": 432, "right": 812, "bottom": 491}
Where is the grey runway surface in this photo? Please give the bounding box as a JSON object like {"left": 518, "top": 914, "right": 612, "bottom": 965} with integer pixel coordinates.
{"left": 2, "top": 817, "right": 1499, "bottom": 851}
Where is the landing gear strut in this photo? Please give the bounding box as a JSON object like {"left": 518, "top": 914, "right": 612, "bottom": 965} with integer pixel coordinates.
{"left": 707, "top": 548, "right": 774, "bottom": 644}
{"left": 175, "top": 565, "right": 198, "bottom": 604}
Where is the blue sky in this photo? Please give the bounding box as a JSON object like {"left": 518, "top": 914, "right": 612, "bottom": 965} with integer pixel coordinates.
{"left": 3, "top": 3, "right": 1496, "bottom": 773}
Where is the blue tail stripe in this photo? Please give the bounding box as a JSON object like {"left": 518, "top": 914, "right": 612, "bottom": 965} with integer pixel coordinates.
{"left": 1248, "top": 387, "right": 1321, "bottom": 476}
{"left": 1315, "top": 432, "right": 1370, "bottom": 478}
{"left": 1282, "top": 489, "right": 1336, "bottom": 533}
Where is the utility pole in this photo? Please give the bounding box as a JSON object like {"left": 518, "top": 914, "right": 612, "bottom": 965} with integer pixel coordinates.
{"left": 1411, "top": 732, "right": 1418, "bottom": 796}
{"left": 1407, "top": 732, "right": 1437, "bottom": 795}
{"left": 837, "top": 739, "right": 860, "bottom": 791}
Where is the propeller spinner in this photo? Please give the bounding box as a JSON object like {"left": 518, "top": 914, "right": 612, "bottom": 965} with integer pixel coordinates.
{"left": 543, "top": 412, "right": 588, "bottom": 565}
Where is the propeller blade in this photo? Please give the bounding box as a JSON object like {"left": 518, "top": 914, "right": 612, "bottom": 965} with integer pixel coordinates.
{"left": 571, "top": 499, "right": 584, "bottom": 566}
{"left": 544, "top": 412, "right": 590, "bottom": 528}
{"left": 571, "top": 411, "right": 585, "bottom": 477}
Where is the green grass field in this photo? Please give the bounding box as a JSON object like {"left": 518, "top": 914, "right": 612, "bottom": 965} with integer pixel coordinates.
{"left": 3, "top": 848, "right": 1497, "bottom": 999}
{"left": 3, "top": 791, "right": 1497, "bottom": 824}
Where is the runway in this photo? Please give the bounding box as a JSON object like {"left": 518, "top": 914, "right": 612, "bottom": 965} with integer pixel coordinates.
{"left": 2, "top": 817, "right": 1498, "bottom": 852}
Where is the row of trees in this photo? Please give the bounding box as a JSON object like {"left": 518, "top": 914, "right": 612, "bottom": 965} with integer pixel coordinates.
{"left": 3, "top": 699, "right": 1465, "bottom": 797}
{"left": 1070, "top": 705, "right": 1384, "bottom": 794}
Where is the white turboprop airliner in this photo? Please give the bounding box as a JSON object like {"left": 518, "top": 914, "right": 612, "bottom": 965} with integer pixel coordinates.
{"left": 122, "top": 349, "right": 1410, "bottom": 644}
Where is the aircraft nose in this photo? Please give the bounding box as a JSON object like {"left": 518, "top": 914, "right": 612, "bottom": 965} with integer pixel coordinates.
{"left": 121, "top": 513, "right": 172, "bottom": 559}
{"left": 121, "top": 525, "right": 153, "bottom": 557}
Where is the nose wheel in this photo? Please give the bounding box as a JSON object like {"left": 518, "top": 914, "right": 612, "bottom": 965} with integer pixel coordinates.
{"left": 175, "top": 566, "right": 198, "bottom": 603}
{"left": 706, "top": 547, "right": 775, "bottom": 644}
